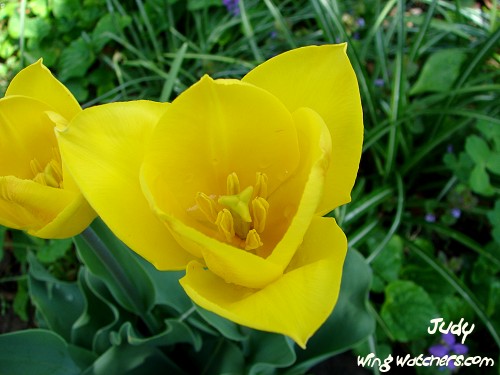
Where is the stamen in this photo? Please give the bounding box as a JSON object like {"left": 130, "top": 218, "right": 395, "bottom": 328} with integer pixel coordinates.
{"left": 215, "top": 209, "right": 235, "bottom": 243}
{"left": 195, "top": 192, "right": 219, "bottom": 223}
{"left": 30, "top": 159, "right": 43, "bottom": 176}
{"left": 245, "top": 229, "right": 263, "bottom": 250}
{"left": 191, "top": 172, "right": 269, "bottom": 251}
{"left": 251, "top": 197, "right": 269, "bottom": 233}
{"left": 226, "top": 172, "right": 240, "bottom": 195}
{"left": 30, "top": 157, "right": 63, "bottom": 188}
{"left": 45, "top": 160, "right": 63, "bottom": 188}
{"left": 254, "top": 172, "right": 268, "bottom": 199}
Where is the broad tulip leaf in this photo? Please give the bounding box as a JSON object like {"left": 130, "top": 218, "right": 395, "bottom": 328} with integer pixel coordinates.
{"left": 0, "top": 329, "right": 91, "bottom": 375}
{"left": 110, "top": 320, "right": 201, "bottom": 350}
{"left": 285, "top": 248, "right": 375, "bottom": 374}
{"left": 74, "top": 219, "right": 156, "bottom": 314}
{"left": 244, "top": 330, "right": 296, "bottom": 375}
{"left": 195, "top": 338, "right": 245, "bottom": 375}
{"left": 28, "top": 252, "right": 84, "bottom": 342}
{"left": 71, "top": 268, "right": 119, "bottom": 353}
{"left": 410, "top": 49, "right": 467, "bottom": 95}
{"left": 136, "top": 258, "right": 192, "bottom": 315}
{"left": 82, "top": 344, "right": 185, "bottom": 375}
{"left": 195, "top": 306, "right": 247, "bottom": 342}
{"left": 381, "top": 280, "right": 438, "bottom": 342}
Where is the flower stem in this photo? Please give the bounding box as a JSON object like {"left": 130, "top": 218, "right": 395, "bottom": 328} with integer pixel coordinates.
{"left": 79, "top": 226, "right": 160, "bottom": 335}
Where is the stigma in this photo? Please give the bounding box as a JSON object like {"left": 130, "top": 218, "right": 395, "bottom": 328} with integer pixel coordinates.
{"left": 192, "top": 172, "right": 270, "bottom": 251}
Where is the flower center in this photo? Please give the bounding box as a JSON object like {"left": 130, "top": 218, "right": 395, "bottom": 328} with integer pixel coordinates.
{"left": 192, "top": 172, "right": 270, "bottom": 251}
{"left": 30, "top": 148, "right": 63, "bottom": 188}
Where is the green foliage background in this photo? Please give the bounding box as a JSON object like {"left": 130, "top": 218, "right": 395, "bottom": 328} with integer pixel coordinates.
{"left": 0, "top": 0, "right": 499, "bottom": 374}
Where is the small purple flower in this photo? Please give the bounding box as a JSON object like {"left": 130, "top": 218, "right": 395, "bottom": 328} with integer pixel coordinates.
{"left": 447, "top": 144, "right": 454, "bottom": 153}
{"left": 374, "top": 78, "right": 384, "bottom": 87}
{"left": 450, "top": 208, "right": 461, "bottom": 219}
{"left": 429, "top": 333, "right": 468, "bottom": 370}
{"left": 357, "top": 17, "right": 366, "bottom": 27}
{"left": 222, "top": 0, "right": 239, "bottom": 16}
{"left": 425, "top": 213, "right": 436, "bottom": 223}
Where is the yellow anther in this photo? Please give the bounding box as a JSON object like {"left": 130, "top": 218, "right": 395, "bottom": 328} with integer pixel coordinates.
{"left": 251, "top": 197, "right": 269, "bottom": 233}
{"left": 226, "top": 172, "right": 240, "bottom": 195}
{"left": 254, "top": 172, "right": 268, "bottom": 199}
{"left": 218, "top": 185, "right": 253, "bottom": 223}
{"left": 245, "top": 229, "right": 263, "bottom": 250}
{"left": 46, "top": 159, "right": 63, "bottom": 188}
{"left": 30, "top": 157, "right": 63, "bottom": 188}
{"left": 195, "top": 192, "right": 219, "bottom": 223}
{"left": 215, "top": 209, "right": 235, "bottom": 243}
{"left": 30, "top": 159, "right": 43, "bottom": 176}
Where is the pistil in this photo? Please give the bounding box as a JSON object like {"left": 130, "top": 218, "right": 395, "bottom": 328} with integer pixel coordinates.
{"left": 192, "top": 172, "right": 270, "bottom": 251}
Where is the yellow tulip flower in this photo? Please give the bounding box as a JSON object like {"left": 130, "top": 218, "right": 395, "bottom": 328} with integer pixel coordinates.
{"left": 57, "top": 44, "right": 363, "bottom": 347}
{"left": 0, "top": 60, "right": 95, "bottom": 238}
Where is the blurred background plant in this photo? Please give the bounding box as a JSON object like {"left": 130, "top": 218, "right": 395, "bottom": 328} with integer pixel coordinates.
{"left": 0, "top": 0, "right": 499, "bottom": 374}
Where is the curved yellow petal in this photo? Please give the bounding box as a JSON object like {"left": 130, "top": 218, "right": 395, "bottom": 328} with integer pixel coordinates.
{"left": 243, "top": 44, "right": 363, "bottom": 214}
{"left": 5, "top": 60, "right": 80, "bottom": 120}
{"left": 149, "top": 204, "right": 283, "bottom": 289}
{"left": 31, "top": 193, "right": 95, "bottom": 239}
{"left": 180, "top": 216, "right": 347, "bottom": 348}
{"left": 0, "top": 96, "right": 57, "bottom": 179}
{"left": 57, "top": 101, "right": 194, "bottom": 270}
{"left": 0, "top": 176, "right": 73, "bottom": 233}
{"left": 263, "top": 107, "right": 331, "bottom": 267}
{"left": 141, "top": 75, "right": 300, "bottom": 224}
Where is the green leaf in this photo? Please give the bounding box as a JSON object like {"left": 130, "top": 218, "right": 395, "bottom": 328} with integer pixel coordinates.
{"left": 71, "top": 268, "right": 119, "bottom": 353}
{"left": 110, "top": 320, "right": 201, "bottom": 350}
{"left": 371, "top": 235, "right": 403, "bottom": 288}
{"left": 188, "top": 0, "right": 221, "bottom": 11}
{"left": 286, "top": 249, "right": 375, "bottom": 374}
{"left": 0, "top": 329, "right": 86, "bottom": 375}
{"left": 12, "top": 281, "right": 29, "bottom": 321}
{"left": 465, "top": 135, "right": 491, "bottom": 165}
{"left": 195, "top": 306, "right": 247, "bottom": 342}
{"left": 28, "top": 252, "right": 84, "bottom": 342}
{"left": 470, "top": 164, "right": 494, "bottom": 196}
{"left": 196, "top": 338, "right": 245, "bottom": 375}
{"left": 74, "top": 219, "right": 155, "bottom": 315}
{"left": 92, "top": 13, "right": 131, "bottom": 52}
{"left": 36, "top": 238, "right": 73, "bottom": 263}
{"left": 243, "top": 330, "right": 296, "bottom": 375}
{"left": 0, "top": 226, "right": 6, "bottom": 262}
{"left": 51, "top": 0, "right": 80, "bottom": 19}
{"left": 82, "top": 344, "right": 185, "bottom": 375}
{"left": 57, "top": 37, "right": 95, "bottom": 81}
{"left": 486, "top": 153, "right": 500, "bottom": 175}
{"left": 410, "top": 49, "right": 468, "bottom": 95}
{"left": 381, "top": 280, "right": 438, "bottom": 342}
{"left": 135, "top": 258, "right": 191, "bottom": 315}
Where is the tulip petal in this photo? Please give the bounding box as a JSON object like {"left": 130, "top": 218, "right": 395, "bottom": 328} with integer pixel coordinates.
{"left": 141, "top": 75, "right": 300, "bottom": 222}
{"left": 243, "top": 44, "right": 363, "bottom": 214}
{"left": 262, "top": 107, "right": 331, "bottom": 267}
{"left": 32, "top": 194, "right": 95, "bottom": 239}
{"left": 0, "top": 176, "right": 73, "bottom": 233}
{"left": 0, "top": 96, "right": 57, "bottom": 179}
{"left": 57, "top": 101, "right": 194, "bottom": 269}
{"left": 180, "top": 216, "right": 347, "bottom": 348}
{"left": 150, "top": 208, "right": 283, "bottom": 288}
{"left": 5, "top": 60, "right": 80, "bottom": 121}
